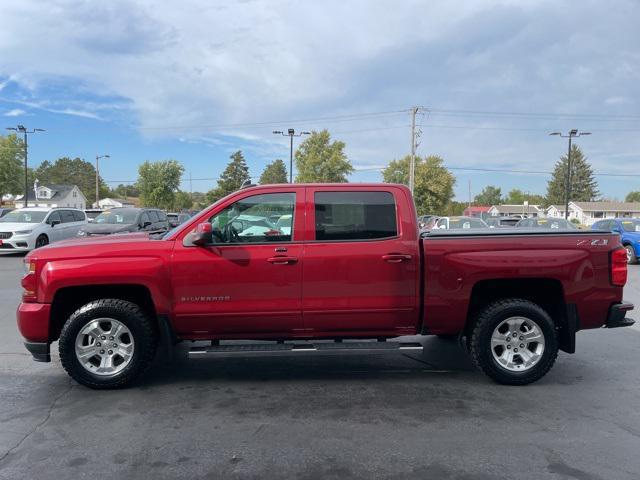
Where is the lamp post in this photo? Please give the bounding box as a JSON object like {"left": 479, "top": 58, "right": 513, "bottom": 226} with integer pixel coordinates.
{"left": 549, "top": 130, "right": 591, "bottom": 220}
{"left": 5, "top": 125, "right": 45, "bottom": 208}
{"left": 273, "top": 129, "right": 310, "bottom": 183}
{"left": 95, "top": 154, "right": 110, "bottom": 207}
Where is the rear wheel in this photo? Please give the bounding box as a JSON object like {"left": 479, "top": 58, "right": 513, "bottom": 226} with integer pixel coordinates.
{"left": 59, "top": 299, "right": 157, "bottom": 389}
{"left": 35, "top": 235, "right": 48, "bottom": 249}
{"left": 625, "top": 245, "right": 637, "bottom": 265}
{"left": 469, "top": 299, "right": 558, "bottom": 385}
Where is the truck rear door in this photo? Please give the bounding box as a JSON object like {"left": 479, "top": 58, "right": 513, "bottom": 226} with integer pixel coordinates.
{"left": 301, "top": 186, "right": 419, "bottom": 336}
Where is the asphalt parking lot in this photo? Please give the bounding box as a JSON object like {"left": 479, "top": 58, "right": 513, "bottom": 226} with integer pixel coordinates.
{"left": 1, "top": 253, "right": 639, "bottom": 480}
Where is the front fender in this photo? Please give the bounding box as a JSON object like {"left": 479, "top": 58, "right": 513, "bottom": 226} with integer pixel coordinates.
{"left": 38, "top": 257, "right": 172, "bottom": 314}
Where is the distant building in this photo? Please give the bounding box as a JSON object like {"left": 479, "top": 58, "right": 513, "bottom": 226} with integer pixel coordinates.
{"left": 488, "top": 204, "right": 545, "bottom": 218}
{"left": 15, "top": 184, "right": 87, "bottom": 210}
{"left": 463, "top": 206, "right": 490, "bottom": 218}
{"left": 94, "top": 198, "right": 135, "bottom": 209}
{"left": 546, "top": 205, "right": 567, "bottom": 218}
{"left": 568, "top": 201, "right": 640, "bottom": 226}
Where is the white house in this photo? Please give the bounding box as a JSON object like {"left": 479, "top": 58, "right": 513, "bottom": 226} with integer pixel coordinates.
{"left": 488, "top": 204, "right": 545, "bottom": 218}
{"left": 94, "top": 198, "right": 135, "bottom": 209}
{"left": 567, "top": 201, "right": 640, "bottom": 226}
{"left": 546, "top": 205, "right": 567, "bottom": 218}
{"left": 17, "top": 184, "right": 87, "bottom": 210}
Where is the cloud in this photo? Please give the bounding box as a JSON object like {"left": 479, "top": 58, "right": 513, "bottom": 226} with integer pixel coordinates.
{"left": 0, "top": 0, "right": 639, "bottom": 196}
{"left": 3, "top": 108, "right": 25, "bottom": 117}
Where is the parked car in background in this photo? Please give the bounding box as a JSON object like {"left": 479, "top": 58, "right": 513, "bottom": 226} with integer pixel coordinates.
{"left": 420, "top": 216, "right": 440, "bottom": 232}
{"left": 516, "top": 218, "right": 576, "bottom": 229}
{"left": 418, "top": 215, "right": 435, "bottom": 229}
{"left": 77, "top": 208, "right": 169, "bottom": 237}
{"left": 0, "top": 207, "right": 87, "bottom": 252}
{"left": 84, "top": 209, "right": 104, "bottom": 223}
{"left": 433, "top": 216, "right": 488, "bottom": 230}
{"left": 485, "top": 216, "right": 520, "bottom": 228}
{"left": 167, "top": 212, "right": 194, "bottom": 228}
{"left": 0, "top": 207, "right": 15, "bottom": 218}
{"left": 592, "top": 218, "right": 640, "bottom": 264}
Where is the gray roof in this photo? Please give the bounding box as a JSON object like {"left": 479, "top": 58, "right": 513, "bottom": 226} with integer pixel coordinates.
{"left": 548, "top": 205, "right": 566, "bottom": 211}
{"left": 571, "top": 201, "right": 640, "bottom": 212}
{"left": 491, "top": 204, "right": 543, "bottom": 214}
{"left": 25, "top": 184, "right": 76, "bottom": 202}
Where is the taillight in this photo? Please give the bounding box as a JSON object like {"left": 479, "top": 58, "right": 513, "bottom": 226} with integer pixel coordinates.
{"left": 610, "top": 248, "right": 628, "bottom": 287}
{"left": 21, "top": 259, "right": 37, "bottom": 302}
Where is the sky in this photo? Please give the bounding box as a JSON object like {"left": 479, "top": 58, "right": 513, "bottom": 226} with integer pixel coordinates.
{"left": 1, "top": 0, "right": 639, "bottom": 202}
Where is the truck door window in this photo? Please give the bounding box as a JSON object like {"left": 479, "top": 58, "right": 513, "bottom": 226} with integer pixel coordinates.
{"left": 208, "top": 193, "right": 295, "bottom": 244}
{"left": 314, "top": 191, "right": 397, "bottom": 241}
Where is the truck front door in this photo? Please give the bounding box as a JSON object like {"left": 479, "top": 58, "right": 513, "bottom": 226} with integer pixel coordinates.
{"left": 301, "top": 187, "right": 419, "bottom": 336}
{"left": 171, "top": 189, "right": 305, "bottom": 337}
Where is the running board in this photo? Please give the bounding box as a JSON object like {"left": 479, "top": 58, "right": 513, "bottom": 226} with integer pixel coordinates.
{"left": 188, "top": 341, "right": 423, "bottom": 358}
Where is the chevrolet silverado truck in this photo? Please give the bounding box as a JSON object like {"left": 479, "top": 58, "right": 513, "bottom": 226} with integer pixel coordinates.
{"left": 17, "top": 183, "right": 635, "bottom": 389}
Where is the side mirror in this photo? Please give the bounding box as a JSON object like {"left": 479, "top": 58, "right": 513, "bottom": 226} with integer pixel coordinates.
{"left": 142, "top": 221, "right": 152, "bottom": 228}
{"left": 50, "top": 220, "right": 60, "bottom": 227}
{"left": 192, "top": 223, "right": 213, "bottom": 246}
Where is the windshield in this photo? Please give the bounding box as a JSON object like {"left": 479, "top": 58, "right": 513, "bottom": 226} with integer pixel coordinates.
{"left": 620, "top": 220, "right": 640, "bottom": 232}
{"left": 94, "top": 210, "right": 139, "bottom": 225}
{"left": 532, "top": 219, "right": 575, "bottom": 229}
{"left": 0, "top": 210, "right": 48, "bottom": 224}
{"left": 448, "top": 218, "right": 488, "bottom": 229}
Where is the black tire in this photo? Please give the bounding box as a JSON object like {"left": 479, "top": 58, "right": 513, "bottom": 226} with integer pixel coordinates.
{"left": 35, "top": 234, "right": 48, "bottom": 249}
{"left": 625, "top": 245, "right": 637, "bottom": 265}
{"left": 469, "top": 298, "right": 558, "bottom": 386}
{"left": 59, "top": 299, "right": 157, "bottom": 389}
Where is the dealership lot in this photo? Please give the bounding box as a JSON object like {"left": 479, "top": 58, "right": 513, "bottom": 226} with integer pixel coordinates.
{"left": 1, "top": 253, "right": 639, "bottom": 479}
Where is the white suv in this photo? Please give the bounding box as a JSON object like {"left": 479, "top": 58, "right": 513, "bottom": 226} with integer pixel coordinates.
{"left": 0, "top": 207, "right": 88, "bottom": 253}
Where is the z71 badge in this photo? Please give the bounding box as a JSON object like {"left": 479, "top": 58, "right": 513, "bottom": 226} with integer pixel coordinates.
{"left": 576, "top": 238, "right": 609, "bottom": 246}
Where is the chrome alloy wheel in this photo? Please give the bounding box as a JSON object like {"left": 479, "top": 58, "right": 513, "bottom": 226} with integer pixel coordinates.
{"left": 490, "top": 316, "right": 545, "bottom": 372}
{"left": 75, "top": 318, "right": 135, "bottom": 376}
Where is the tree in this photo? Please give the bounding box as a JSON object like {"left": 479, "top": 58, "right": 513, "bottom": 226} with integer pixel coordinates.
{"left": 295, "top": 130, "right": 352, "bottom": 183}
{"left": 504, "top": 189, "right": 547, "bottom": 206}
{"left": 0, "top": 134, "right": 24, "bottom": 198}
{"left": 474, "top": 186, "right": 503, "bottom": 206}
{"left": 626, "top": 191, "right": 640, "bottom": 202}
{"left": 546, "top": 145, "right": 599, "bottom": 205}
{"left": 112, "top": 183, "right": 140, "bottom": 199}
{"left": 382, "top": 155, "right": 455, "bottom": 215}
{"left": 35, "top": 157, "right": 109, "bottom": 205}
{"left": 138, "top": 159, "right": 184, "bottom": 209}
{"left": 206, "top": 151, "right": 250, "bottom": 203}
{"left": 259, "top": 159, "right": 288, "bottom": 184}
{"left": 172, "top": 191, "right": 193, "bottom": 210}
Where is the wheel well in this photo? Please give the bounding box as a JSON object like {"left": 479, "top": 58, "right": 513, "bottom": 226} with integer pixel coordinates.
{"left": 465, "top": 278, "right": 566, "bottom": 335}
{"left": 49, "top": 285, "right": 157, "bottom": 341}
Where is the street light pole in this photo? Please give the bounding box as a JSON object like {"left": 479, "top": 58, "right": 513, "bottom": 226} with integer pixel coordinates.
{"left": 549, "top": 129, "right": 591, "bottom": 220}
{"left": 95, "top": 154, "right": 110, "bottom": 207}
{"left": 5, "top": 125, "right": 45, "bottom": 207}
{"left": 273, "top": 129, "right": 311, "bottom": 183}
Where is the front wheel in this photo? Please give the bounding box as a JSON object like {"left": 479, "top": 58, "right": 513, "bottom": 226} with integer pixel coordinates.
{"left": 59, "top": 299, "right": 157, "bottom": 389}
{"left": 469, "top": 299, "right": 558, "bottom": 385}
{"left": 35, "top": 235, "right": 48, "bottom": 249}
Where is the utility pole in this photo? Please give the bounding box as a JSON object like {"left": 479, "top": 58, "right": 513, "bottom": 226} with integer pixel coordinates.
{"left": 95, "top": 154, "right": 110, "bottom": 208}
{"left": 468, "top": 179, "right": 471, "bottom": 208}
{"left": 5, "top": 125, "right": 45, "bottom": 208}
{"left": 549, "top": 130, "right": 591, "bottom": 219}
{"left": 409, "top": 107, "right": 419, "bottom": 194}
{"left": 273, "top": 129, "right": 311, "bottom": 183}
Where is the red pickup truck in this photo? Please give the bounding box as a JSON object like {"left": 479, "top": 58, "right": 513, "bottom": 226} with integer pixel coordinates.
{"left": 17, "top": 183, "right": 634, "bottom": 389}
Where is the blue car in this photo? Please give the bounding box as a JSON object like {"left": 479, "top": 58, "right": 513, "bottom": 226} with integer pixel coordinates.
{"left": 592, "top": 218, "right": 640, "bottom": 264}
